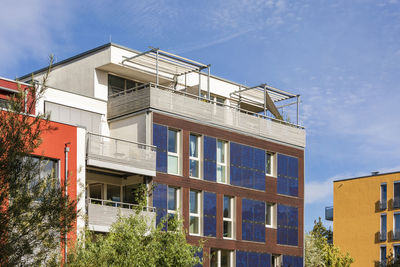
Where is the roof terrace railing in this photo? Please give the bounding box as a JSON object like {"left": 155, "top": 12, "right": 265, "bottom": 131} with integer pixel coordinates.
{"left": 109, "top": 82, "right": 304, "bottom": 129}
{"left": 86, "top": 198, "right": 156, "bottom": 213}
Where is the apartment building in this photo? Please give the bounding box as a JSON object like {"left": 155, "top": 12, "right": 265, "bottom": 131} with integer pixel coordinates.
{"left": 19, "top": 43, "right": 305, "bottom": 267}
{"left": 327, "top": 172, "right": 400, "bottom": 266}
{"left": 0, "top": 77, "right": 83, "bottom": 247}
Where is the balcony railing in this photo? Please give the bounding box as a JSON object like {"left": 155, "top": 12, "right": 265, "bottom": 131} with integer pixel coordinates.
{"left": 380, "top": 230, "right": 387, "bottom": 241}
{"left": 380, "top": 200, "right": 387, "bottom": 210}
{"left": 86, "top": 133, "right": 156, "bottom": 176}
{"left": 108, "top": 83, "right": 306, "bottom": 148}
{"left": 86, "top": 198, "right": 156, "bottom": 232}
{"left": 394, "top": 197, "right": 400, "bottom": 209}
{"left": 325, "top": 206, "right": 333, "bottom": 221}
{"left": 393, "top": 230, "right": 400, "bottom": 240}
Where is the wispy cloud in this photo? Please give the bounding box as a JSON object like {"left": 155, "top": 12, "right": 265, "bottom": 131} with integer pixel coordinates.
{"left": 0, "top": 0, "right": 73, "bottom": 74}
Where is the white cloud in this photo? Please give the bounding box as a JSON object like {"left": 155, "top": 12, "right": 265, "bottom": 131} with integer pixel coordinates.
{"left": 0, "top": 0, "right": 73, "bottom": 74}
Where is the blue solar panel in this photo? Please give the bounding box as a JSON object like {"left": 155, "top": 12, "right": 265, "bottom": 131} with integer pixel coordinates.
{"left": 203, "top": 216, "right": 216, "bottom": 237}
{"left": 294, "top": 257, "right": 303, "bottom": 267}
{"left": 153, "top": 124, "right": 167, "bottom": 173}
{"left": 248, "top": 252, "right": 259, "bottom": 266}
{"left": 289, "top": 178, "right": 298, "bottom": 197}
{"left": 254, "top": 201, "right": 265, "bottom": 223}
{"left": 254, "top": 223, "right": 265, "bottom": 242}
{"left": 248, "top": 147, "right": 255, "bottom": 169}
{"left": 288, "top": 228, "right": 298, "bottom": 246}
{"left": 260, "top": 253, "right": 271, "bottom": 267}
{"left": 230, "top": 166, "right": 240, "bottom": 186}
{"left": 242, "top": 168, "right": 252, "bottom": 188}
{"left": 254, "top": 148, "right": 265, "bottom": 171}
{"left": 242, "top": 221, "right": 253, "bottom": 241}
{"left": 236, "top": 251, "right": 247, "bottom": 267}
{"left": 203, "top": 192, "right": 216, "bottom": 237}
{"left": 204, "top": 136, "right": 216, "bottom": 182}
{"left": 254, "top": 171, "right": 265, "bottom": 191}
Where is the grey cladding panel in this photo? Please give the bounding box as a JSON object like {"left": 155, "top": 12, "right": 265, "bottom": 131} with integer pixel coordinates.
{"left": 45, "top": 101, "right": 101, "bottom": 133}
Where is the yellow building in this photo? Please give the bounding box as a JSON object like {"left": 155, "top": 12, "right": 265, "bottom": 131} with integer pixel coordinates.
{"left": 330, "top": 171, "right": 400, "bottom": 266}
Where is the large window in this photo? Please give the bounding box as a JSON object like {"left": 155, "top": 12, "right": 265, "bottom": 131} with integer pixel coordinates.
{"left": 266, "top": 152, "right": 274, "bottom": 176}
{"left": 189, "top": 190, "right": 201, "bottom": 235}
{"left": 210, "top": 249, "right": 233, "bottom": 267}
{"left": 217, "top": 140, "right": 227, "bottom": 183}
{"left": 381, "top": 214, "right": 387, "bottom": 241}
{"left": 168, "top": 129, "right": 180, "bottom": 175}
{"left": 108, "top": 74, "right": 143, "bottom": 96}
{"left": 271, "top": 255, "right": 282, "bottom": 267}
{"left": 395, "top": 182, "right": 400, "bottom": 209}
{"left": 381, "top": 246, "right": 387, "bottom": 266}
{"left": 189, "top": 134, "right": 201, "bottom": 178}
{"left": 167, "top": 186, "right": 180, "bottom": 229}
{"left": 223, "top": 196, "right": 234, "bottom": 239}
{"left": 381, "top": 183, "right": 387, "bottom": 210}
{"left": 107, "top": 184, "right": 121, "bottom": 202}
{"left": 395, "top": 213, "right": 400, "bottom": 240}
{"left": 266, "top": 202, "right": 277, "bottom": 228}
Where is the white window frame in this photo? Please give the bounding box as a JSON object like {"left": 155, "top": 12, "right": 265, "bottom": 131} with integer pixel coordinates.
{"left": 167, "top": 128, "right": 180, "bottom": 175}
{"left": 223, "top": 196, "right": 235, "bottom": 239}
{"left": 266, "top": 152, "right": 276, "bottom": 177}
{"left": 271, "top": 254, "right": 282, "bottom": 267}
{"left": 210, "top": 249, "right": 234, "bottom": 267}
{"left": 217, "top": 140, "right": 228, "bottom": 184}
{"left": 266, "top": 202, "right": 277, "bottom": 228}
{"left": 189, "top": 190, "right": 202, "bottom": 236}
{"left": 167, "top": 186, "right": 180, "bottom": 216}
{"left": 381, "top": 245, "right": 387, "bottom": 265}
{"left": 189, "top": 134, "right": 201, "bottom": 179}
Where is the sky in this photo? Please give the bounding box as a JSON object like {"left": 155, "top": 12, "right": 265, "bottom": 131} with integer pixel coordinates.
{"left": 2, "top": 0, "right": 400, "bottom": 231}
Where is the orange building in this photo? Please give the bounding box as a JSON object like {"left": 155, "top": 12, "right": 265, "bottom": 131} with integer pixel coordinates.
{"left": 330, "top": 171, "right": 400, "bottom": 266}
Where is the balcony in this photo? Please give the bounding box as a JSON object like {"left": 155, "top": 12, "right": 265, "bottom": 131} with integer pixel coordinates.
{"left": 380, "top": 200, "right": 387, "bottom": 210}
{"left": 108, "top": 83, "right": 306, "bottom": 148}
{"left": 394, "top": 197, "right": 400, "bottom": 209}
{"left": 86, "top": 198, "right": 156, "bottom": 232}
{"left": 325, "top": 206, "right": 333, "bottom": 221}
{"left": 86, "top": 133, "right": 156, "bottom": 176}
{"left": 380, "top": 230, "right": 387, "bottom": 241}
{"left": 394, "top": 230, "right": 400, "bottom": 240}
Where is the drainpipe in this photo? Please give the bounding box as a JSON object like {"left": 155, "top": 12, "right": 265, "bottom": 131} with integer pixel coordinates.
{"left": 64, "top": 142, "right": 70, "bottom": 265}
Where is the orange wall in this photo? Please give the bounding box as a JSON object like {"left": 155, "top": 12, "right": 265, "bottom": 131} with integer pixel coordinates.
{"left": 32, "top": 121, "right": 78, "bottom": 244}
{"left": 334, "top": 172, "right": 400, "bottom": 267}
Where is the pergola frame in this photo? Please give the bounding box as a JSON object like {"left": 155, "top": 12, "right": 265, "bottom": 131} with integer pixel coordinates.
{"left": 121, "top": 47, "right": 212, "bottom": 99}
{"left": 230, "top": 84, "right": 300, "bottom": 124}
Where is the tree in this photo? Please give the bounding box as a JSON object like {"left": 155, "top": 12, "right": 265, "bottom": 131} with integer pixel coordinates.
{"left": 67, "top": 185, "right": 203, "bottom": 267}
{"left": 312, "top": 217, "right": 333, "bottom": 242}
{"left": 305, "top": 219, "right": 353, "bottom": 267}
{"left": 0, "top": 58, "right": 77, "bottom": 266}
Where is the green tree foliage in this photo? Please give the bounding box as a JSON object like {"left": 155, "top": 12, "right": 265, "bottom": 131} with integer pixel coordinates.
{"left": 67, "top": 185, "right": 203, "bottom": 267}
{"left": 305, "top": 219, "right": 353, "bottom": 267}
{"left": 312, "top": 217, "right": 333, "bottom": 242}
{"left": 0, "top": 58, "right": 77, "bottom": 266}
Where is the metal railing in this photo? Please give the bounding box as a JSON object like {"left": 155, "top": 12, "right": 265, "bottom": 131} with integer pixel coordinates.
{"left": 109, "top": 82, "right": 304, "bottom": 129}
{"left": 86, "top": 132, "right": 157, "bottom": 173}
{"left": 86, "top": 198, "right": 156, "bottom": 213}
{"left": 394, "top": 197, "right": 400, "bottom": 209}
{"left": 394, "top": 230, "right": 400, "bottom": 240}
{"left": 380, "top": 230, "right": 387, "bottom": 241}
{"left": 325, "top": 206, "right": 333, "bottom": 221}
{"left": 380, "top": 200, "right": 387, "bottom": 210}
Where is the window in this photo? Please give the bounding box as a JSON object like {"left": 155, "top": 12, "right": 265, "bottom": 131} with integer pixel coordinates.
{"left": 108, "top": 74, "right": 143, "bottom": 96}
{"left": 381, "top": 214, "right": 387, "bottom": 241}
{"left": 107, "top": 184, "right": 121, "bottom": 202}
{"left": 223, "top": 196, "right": 234, "bottom": 239}
{"left": 266, "top": 152, "right": 274, "bottom": 176}
{"left": 395, "top": 182, "right": 400, "bottom": 209}
{"left": 395, "top": 213, "right": 400, "bottom": 240}
{"left": 381, "top": 246, "right": 387, "bottom": 266}
{"left": 217, "top": 140, "right": 227, "bottom": 183}
{"left": 266, "top": 203, "right": 277, "bottom": 228}
{"left": 89, "top": 183, "right": 103, "bottom": 200}
{"left": 394, "top": 245, "right": 400, "bottom": 262}
{"left": 271, "top": 255, "right": 282, "bottom": 267}
{"left": 381, "top": 183, "right": 387, "bottom": 210}
{"left": 168, "top": 129, "right": 180, "bottom": 175}
{"left": 167, "top": 186, "right": 180, "bottom": 230}
{"left": 189, "top": 134, "right": 201, "bottom": 178}
{"left": 189, "top": 190, "right": 201, "bottom": 235}
{"left": 210, "top": 249, "right": 233, "bottom": 267}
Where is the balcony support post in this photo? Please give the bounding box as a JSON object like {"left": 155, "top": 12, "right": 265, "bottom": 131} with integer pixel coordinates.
{"left": 156, "top": 49, "right": 159, "bottom": 88}
{"left": 198, "top": 70, "right": 201, "bottom": 97}
{"left": 263, "top": 84, "right": 267, "bottom": 116}
{"left": 297, "top": 95, "right": 300, "bottom": 125}
{"left": 207, "top": 65, "right": 211, "bottom": 100}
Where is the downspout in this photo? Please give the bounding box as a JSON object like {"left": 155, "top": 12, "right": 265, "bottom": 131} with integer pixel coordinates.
{"left": 64, "top": 143, "right": 70, "bottom": 264}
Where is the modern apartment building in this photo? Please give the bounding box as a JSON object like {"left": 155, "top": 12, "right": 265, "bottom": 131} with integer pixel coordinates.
{"left": 0, "top": 77, "right": 82, "bottom": 247}
{"left": 328, "top": 171, "right": 400, "bottom": 267}
{"left": 19, "top": 43, "right": 305, "bottom": 267}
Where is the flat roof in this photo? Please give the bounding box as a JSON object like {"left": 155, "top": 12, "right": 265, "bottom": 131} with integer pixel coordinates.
{"left": 334, "top": 171, "right": 400, "bottom": 183}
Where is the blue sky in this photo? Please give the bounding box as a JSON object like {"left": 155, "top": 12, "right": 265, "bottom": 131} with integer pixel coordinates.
{"left": 2, "top": 0, "right": 400, "bottom": 231}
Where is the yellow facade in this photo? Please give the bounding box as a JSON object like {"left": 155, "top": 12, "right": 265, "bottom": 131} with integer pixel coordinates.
{"left": 333, "top": 172, "right": 400, "bottom": 267}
